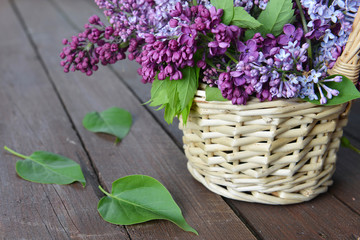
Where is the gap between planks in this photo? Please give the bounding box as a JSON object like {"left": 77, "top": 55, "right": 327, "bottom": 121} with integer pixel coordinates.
{"left": 9, "top": 0, "right": 133, "bottom": 238}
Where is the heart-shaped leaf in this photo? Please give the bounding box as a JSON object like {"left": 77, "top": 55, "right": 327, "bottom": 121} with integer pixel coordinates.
{"left": 4, "top": 146, "right": 86, "bottom": 187}
{"left": 97, "top": 175, "right": 198, "bottom": 235}
{"left": 83, "top": 107, "right": 132, "bottom": 143}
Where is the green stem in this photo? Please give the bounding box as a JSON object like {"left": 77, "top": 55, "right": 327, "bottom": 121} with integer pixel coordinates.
{"left": 4, "top": 146, "right": 29, "bottom": 159}
{"left": 98, "top": 185, "right": 111, "bottom": 196}
{"left": 295, "top": 0, "right": 313, "bottom": 68}
{"left": 350, "top": 145, "right": 360, "bottom": 154}
{"left": 114, "top": 137, "right": 121, "bottom": 145}
{"left": 205, "top": 59, "right": 225, "bottom": 72}
{"left": 192, "top": 0, "right": 197, "bottom": 6}
{"left": 225, "top": 51, "right": 239, "bottom": 64}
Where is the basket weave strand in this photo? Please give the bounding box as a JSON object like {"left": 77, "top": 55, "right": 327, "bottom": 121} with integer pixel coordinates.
{"left": 179, "top": 7, "right": 360, "bottom": 204}
{"left": 328, "top": 7, "right": 360, "bottom": 82}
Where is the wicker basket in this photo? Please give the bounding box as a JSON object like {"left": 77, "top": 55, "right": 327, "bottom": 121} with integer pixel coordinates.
{"left": 179, "top": 8, "right": 360, "bottom": 205}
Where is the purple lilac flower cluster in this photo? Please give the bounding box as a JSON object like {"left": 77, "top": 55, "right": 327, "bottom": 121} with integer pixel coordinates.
{"left": 198, "top": 0, "right": 269, "bottom": 12}
{"left": 295, "top": 0, "right": 360, "bottom": 103}
{"left": 60, "top": 0, "right": 360, "bottom": 107}
{"left": 217, "top": 24, "right": 309, "bottom": 104}
{"left": 60, "top": 15, "right": 126, "bottom": 76}
{"left": 135, "top": 3, "right": 228, "bottom": 83}
{"left": 95, "top": 0, "right": 189, "bottom": 40}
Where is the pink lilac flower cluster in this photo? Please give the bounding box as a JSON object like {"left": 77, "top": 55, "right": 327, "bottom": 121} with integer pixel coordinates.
{"left": 60, "top": 0, "right": 359, "bottom": 105}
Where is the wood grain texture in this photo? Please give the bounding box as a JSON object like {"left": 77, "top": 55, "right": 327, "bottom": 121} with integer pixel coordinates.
{"left": 344, "top": 100, "right": 360, "bottom": 142}
{"left": 228, "top": 195, "right": 360, "bottom": 239}
{"left": 330, "top": 134, "right": 360, "bottom": 214}
{"left": 0, "top": 0, "right": 129, "bottom": 239}
{"left": 13, "top": 0, "right": 256, "bottom": 239}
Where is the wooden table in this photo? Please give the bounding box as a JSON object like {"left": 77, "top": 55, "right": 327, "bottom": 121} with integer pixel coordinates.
{"left": 1, "top": 0, "right": 360, "bottom": 239}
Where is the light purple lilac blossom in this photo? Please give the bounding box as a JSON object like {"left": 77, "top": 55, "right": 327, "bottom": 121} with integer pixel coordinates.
{"left": 298, "top": 0, "right": 360, "bottom": 103}
{"left": 216, "top": 24, "right": 308, "bottom": 104}
{"left": 94, "top": 0, "right": 189, "bottom": 40}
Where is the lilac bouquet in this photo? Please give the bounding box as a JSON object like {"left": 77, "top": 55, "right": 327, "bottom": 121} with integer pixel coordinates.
{"left": 60, "top": 0, "right": 360, "bottom": 123}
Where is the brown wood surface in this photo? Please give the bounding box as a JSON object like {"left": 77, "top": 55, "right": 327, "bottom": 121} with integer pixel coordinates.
{"left": 1, "top": 0, "right": 360, "bottom": 239}
{"left": 0, "top": 0, "right": 128, "bottom": 239}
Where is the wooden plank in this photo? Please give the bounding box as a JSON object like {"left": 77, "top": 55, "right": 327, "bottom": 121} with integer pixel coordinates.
{"left": 228, "top": 195, "right": 360, "bottom": 239}
{"left": 14, "top": 0, "right": 256, "bottom": 239}
{"left": 330, "top": 134, "right": 360, "bottom": 214}
{"left": 344, "top": 100, "right": 360, "bottom": 141}
{"left": 0, "top": 0, "right": 129, "bottom": 239}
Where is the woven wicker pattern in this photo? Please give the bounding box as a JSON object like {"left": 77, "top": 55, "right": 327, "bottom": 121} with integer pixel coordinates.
{"left": 180, "top": 89, "right": 350, "bottom": 204}
{"left": 179, "top": 7, "right": 360, "bottom": 204}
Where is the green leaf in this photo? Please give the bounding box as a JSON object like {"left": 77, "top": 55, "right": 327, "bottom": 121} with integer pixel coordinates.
{"left": 205, "top": 86, "right": 228, "bottom": 101}
{"left": 246, "top": 0, "right": 294, "bottom": 39}
{"left": 231, "top": 7, "right": 262, "bottom": 29}
{"left": 304, "top": 75, "right": 360, "bottom": 105}
{"left": 149, "top": 77, "right": 170, "bottom": 107}
{"left": 83, "top": 107, "right": 132, "bottom": 142}
{"left": 97, "top": 175, "right": 198, "bottom": 235}
{"left": 164, "top": 103, "right": 177, "bottom": 124}
{"left": 148, "top": 67, "right": 199, "bottom": 125}
{"left": 258, "top": 0, "right": 294, "bottom": 35}
{"left": 4, "top": 146, "right": 86, "bottom": 187}
{"left": 176, "top": 67, "right": 199, "bottom": 110}
{"left": 181, "top": 101, "right": 193, "bottom": 125}
{"left": 210, "top": 0, "right": 234, "bottom": 25}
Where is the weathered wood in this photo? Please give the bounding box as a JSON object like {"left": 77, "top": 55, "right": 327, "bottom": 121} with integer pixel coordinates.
{"left": 330, "top": 134, "right": 360, "bottom": 214}
{"left": 344, "top": 100, "right": 360, "bottom": 142}
{"left": 0, "top": 0, "right": 129, "bottom": 239}
{"left": 14, "top": 0, "right": 256, "bottom": 239}
{"left": 228, "top": 195, "right": 360, "bottom": 239}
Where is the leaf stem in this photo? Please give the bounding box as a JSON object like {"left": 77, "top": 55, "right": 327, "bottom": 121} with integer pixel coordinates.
{"left": 295, "top": 0, "right": 313, "bottom": 68}
{"left": 4, "top": 146, "right": 29, "bottom": 159}
{"left": 114, "top": 137, "right": 121, "bottom": 145}
{"left": 225, "top": 51, "right": 239, "bottom": 64}
{"left": 98, "top": 185, "right": 111, "bottom": 196}
{"left": 350, "top": 145, "right": 360, "bottom": 154}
